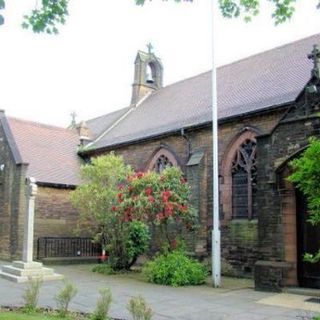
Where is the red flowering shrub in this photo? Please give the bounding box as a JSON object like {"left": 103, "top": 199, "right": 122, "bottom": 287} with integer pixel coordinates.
{"left": 116, "top": 167, "right": 196, "bottom": 249}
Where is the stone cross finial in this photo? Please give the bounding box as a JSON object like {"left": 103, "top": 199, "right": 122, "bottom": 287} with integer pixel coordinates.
{"left": 70, "top": 111, "right": 77, "bottom": 127}
{"left": 147, "top": 42, "right": 153, "bottom": 54}
{"left": 308, "top": 44, "right": 320, "bottom": 78}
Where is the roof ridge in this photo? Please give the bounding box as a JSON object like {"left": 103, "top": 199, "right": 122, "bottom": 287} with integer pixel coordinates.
{"left": 7, "top": 116, "right": 74, "bottom": 133}
{"left": 86, "top": 106, "right": 130, "bottom": 123}
{"left": 157, "top": 33, "right": 319, "bottom": 92}
{"left": 86, "top": 92, "right": 152, "bottom": 149}
{"left": 218, "top": 33, "right": 319, "bottom": 69}
{"left": 157, "top": 70, "right": 211, "bottom": 92}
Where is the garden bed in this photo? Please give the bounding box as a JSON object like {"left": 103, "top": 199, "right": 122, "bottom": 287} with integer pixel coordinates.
{"left": 0, "top": 306, "right": 124, "bottom": 320}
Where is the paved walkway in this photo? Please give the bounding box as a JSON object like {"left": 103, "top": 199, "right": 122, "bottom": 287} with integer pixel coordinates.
{"left": 0, "top": 262, "right": 319, "bottom": 320}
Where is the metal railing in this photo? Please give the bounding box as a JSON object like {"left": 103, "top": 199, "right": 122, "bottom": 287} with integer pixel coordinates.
{"left": 37, "top": 237, "right": 101, "bottom": 259}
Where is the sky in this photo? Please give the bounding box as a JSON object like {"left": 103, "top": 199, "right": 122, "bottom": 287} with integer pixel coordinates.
{"left": 0, "top": 0, "right": 320, "bottom": 127}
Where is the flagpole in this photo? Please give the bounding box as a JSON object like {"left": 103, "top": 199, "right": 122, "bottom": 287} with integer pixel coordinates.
{"left": 211, "top": 0, "right": 221, "bottom": 288}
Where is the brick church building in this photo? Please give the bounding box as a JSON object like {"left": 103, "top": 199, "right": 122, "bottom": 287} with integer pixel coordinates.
{"left": 0, "top": 34, "right": 320, "bottom": 290}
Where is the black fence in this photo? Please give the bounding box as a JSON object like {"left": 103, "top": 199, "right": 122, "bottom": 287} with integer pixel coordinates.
{"left": 37, "top": 237, "right": 102, "bottom": 259}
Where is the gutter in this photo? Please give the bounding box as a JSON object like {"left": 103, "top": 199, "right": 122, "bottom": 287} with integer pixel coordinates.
{"left": 36, "top": 181, "right": 77, "bottom": 189}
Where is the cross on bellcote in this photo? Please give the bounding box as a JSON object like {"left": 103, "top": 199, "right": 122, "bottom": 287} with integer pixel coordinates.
{"left": 147, "top": 42, "right": 153, "bottom": 54}
{"left": 308, "top": 44, "right": 320, "bottom": 78}
{"left": 70, "top": 111, "right": 77, "bottom": 127}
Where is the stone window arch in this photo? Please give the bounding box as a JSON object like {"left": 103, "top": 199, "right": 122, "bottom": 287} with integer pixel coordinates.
{"left": 147, "top": 147, "right": 179, "bottom": 173}
{"left": 221, "top": 130, "right": 258, "bottom": 220}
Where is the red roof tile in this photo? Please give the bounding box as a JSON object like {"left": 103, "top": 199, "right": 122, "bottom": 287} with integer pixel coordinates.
{"left": 8, "top": 117, "right": 82, "bottom": 186}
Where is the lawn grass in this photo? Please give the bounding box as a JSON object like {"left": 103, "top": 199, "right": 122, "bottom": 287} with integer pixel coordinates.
{"left": 0, "top": 310, "right": 86, "bottom": 320}
{"left": 0, "top": 311, "right": 63, "bottom": 320}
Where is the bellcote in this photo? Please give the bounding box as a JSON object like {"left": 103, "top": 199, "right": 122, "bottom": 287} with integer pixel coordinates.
{"left": 131, "top": 43, "right": 163, "bottom": 105}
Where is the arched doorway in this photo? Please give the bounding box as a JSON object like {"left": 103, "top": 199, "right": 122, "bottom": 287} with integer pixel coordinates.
{"left": 278, "top": 163, "right": 320, "bottom": 288}
{"left": 296, "top": 189, "right": 320, "bottom": 288}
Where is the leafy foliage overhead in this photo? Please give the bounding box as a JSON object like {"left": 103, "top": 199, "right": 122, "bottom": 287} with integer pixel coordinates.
{"left": 22, "top": 0, "right": 69, "bottom": 34}
{"left": 136, "top": 0, "right": 320, "bottom": 25}
{"left": 1, "top": 0, "right": 320, "bottom": 34}
{"left": 0, "top": 0, "right": 4, "bottom": 25}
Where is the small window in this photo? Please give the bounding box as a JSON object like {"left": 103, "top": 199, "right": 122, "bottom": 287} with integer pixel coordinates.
{"left": 146, "top": 147, "right": 178, "bottom": 173}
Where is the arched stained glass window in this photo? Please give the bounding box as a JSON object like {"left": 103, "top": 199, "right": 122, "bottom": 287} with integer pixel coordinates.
{"left": 155, "top": 154, "right": 173, "bottom": 173}
{"left": 146, "top": 148, "right": 178, "bottom": 173}
{"left": 232, "top": 139, "right": 257, "bottom": 219}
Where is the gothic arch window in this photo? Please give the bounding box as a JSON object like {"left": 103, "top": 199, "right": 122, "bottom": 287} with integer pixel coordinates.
{"left": 147, "top": 148, "right": 179, "bottom": 173}
{"left": 231, "top": 139, "right": 257, "bottom": 219}
{"left": 220, "top": 129, "right": 259, "bottom": 221}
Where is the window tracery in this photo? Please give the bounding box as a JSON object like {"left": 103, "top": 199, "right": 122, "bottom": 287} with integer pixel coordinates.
{"left": 154, "top": 154, "right": 173, "bottom": 173}
{"left": 232, "top": 139, "right": 257, "bottom": 219}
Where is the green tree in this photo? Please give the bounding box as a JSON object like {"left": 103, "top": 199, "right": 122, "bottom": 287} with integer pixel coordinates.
{"left": 288, "top": 137, "right": 320, "bottom": 264}
{"left": 1, "top": 0, "right": 319, "bottom": 33}
{"left": 70, "top": 153, "right": 132, "bottom": 244}
{"left": 70, "top": 153, "right": 150, "bottom": 270}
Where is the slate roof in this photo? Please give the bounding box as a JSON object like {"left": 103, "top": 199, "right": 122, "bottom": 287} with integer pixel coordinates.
{"left": 86, "top": 33, "right": 320, "bottom": 151}
{"left": 86, "top": 107, "right": 130, "bottom": 138}
{"left": 7, "top": 117, "right": 82, "bottom": 186}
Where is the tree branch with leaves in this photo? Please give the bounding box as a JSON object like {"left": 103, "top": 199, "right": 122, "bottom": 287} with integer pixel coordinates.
{"left": 1, "top": 0, "right": 320, "bottom": 34}
{"left": 288, "top": 137, "right": 320, "bottom": 264}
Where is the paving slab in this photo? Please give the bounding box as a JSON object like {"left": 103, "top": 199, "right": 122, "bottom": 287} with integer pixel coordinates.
{"left": 0, "top": 262, "right": 319, "bottom": 320}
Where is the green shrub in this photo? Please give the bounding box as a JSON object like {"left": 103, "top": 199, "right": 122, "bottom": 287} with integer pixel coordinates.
{"left": 91, "top": 288, "right": 112, "bottom": 320}
{"left": 23, "top": 277, "right": 42, "bottom": 313}
{"left": 92, "top": 264, "right": 116, "bottom": 275}
{"left": 55, "top": 280, "right": 78, "bottom": 317}
{"left": 106, "top": 220, "right": 150, "bottom": 270}
{"left": 127, "top": 295, "right": 153, "bottom": 320}
{"left": 142, "top": 250, "right": 207, "bottom": 286}
{"left": 289, "top": 138, "right": 320, "bottom": 263}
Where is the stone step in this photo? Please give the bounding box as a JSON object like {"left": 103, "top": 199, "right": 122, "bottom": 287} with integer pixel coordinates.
{"left": 0, "top": 271, "right": 28, "bottom": 283}
{"left": 1, "top": 265, "right": 54, "bottom": 277}
{"left": 0, "top": 270, "right": 64, "bottom": 283}
{"left": 286, "top": 287, "right": 320, "bottom": 297}
{"left": 12, "top": 261, "right": 43, "bottom": 270}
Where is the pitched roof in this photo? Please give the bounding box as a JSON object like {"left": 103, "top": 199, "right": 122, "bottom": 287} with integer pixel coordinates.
{"left": 86, "top": 33, "right": 320, "bottom": 151}
{"left": 7, "top": 117, "right": 82, "bottom": 186}
{"left": 86, "top": 107, "right": 130, "bottom": 138}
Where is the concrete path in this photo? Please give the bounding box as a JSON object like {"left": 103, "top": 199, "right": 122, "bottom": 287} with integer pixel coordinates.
{"left": 0, "top": 262, "right": 319, "bottom": 320}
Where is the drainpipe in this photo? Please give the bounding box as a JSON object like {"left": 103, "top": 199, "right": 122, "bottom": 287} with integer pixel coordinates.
{"left": 181, "top": 128, "right": 191, "bottom": 161}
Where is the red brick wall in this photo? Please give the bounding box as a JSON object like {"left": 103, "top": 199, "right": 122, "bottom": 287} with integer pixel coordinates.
{"left": 34, "top": 186, "right": 81, "bottom": 239}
